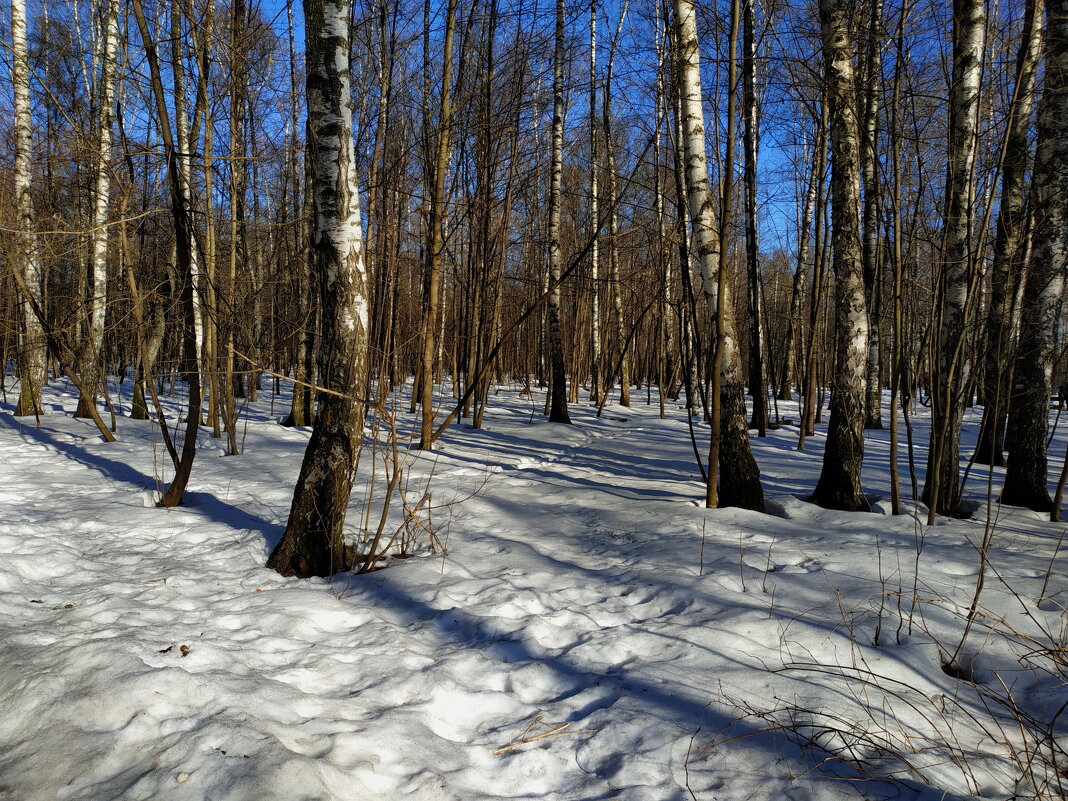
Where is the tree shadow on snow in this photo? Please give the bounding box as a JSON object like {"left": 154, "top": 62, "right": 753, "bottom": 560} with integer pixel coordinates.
{"left": 0, "top": 414, "right": 283, "bottom": 548}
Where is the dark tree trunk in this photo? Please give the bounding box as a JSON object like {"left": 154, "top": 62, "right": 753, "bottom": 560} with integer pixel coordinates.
{"left": 975, "top": 0, "right": 1043, "bottom": 467}
{"left": 1002, "top": 0, "right": 1065, "bottom": 512}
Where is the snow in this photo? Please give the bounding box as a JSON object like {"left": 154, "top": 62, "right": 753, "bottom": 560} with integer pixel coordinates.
{"left": 0, "top": 376, "right": 1065, "bottom": 801}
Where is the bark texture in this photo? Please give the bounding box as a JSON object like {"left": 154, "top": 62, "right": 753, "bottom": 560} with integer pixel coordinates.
{"left": 923, "top": 0, "right": 985, "bottom": 516}
{"left": 75, "top": 0, "right": 120, "bottom": 419}
{"left": 1002, "top": 0, "right": 1066, "bottom": 512}
{"left": 811, "top": 0, "right": 871, "bottom": 512}
{"left": 12, "top": 0, "right": 47, "bottom": 417}
{"left": 545, "top": 0, "right": 572, "bottom": 424}
{"left": 673, "top": 0, "right": 763, "bottom": 511}
{"left": 975, "top": 0, "right": 1043, "bottom": 466}
{"left": 268, "top": 0, "right": 370, "bottom": 577}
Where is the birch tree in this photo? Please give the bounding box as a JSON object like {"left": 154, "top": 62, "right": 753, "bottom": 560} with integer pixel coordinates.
{"left": 545, "top": 0, "right": 572, "bottom": 424}
{"left": 267, "top": 0, "right": 370, "bottom": 577}
{"left": 672, "top": 0, "right": 763, "bottom": 511}
{"left": 1001, "top": 0, "right": 1066, "bottom": 512}
{"left": 810, "top": 0, "right": 871, "bottom": 512}
{"left": 73, "top": 0, "right": 120, "bottom": 419}
{"left": 589, "top": 0, "right": 602, "bottom": 404}
{"left": 11, "top": 0, "right": 47, "bottom": 417}
{"left": 923, "top": 0, "right": 986, "bottom": 518}
{"left": 975, "top": 0, "right": 1043, "bottom": 466}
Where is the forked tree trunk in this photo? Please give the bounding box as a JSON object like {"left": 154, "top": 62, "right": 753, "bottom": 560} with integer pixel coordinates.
{"left": 1002, "top": 0, "right": 1066, "bottom": 512}
{"left": 810, "top": 0, "right": 871, "bottom": 512}
{"left": 672, "top": 0, "right": 763, "bottom": 511}
{"left": 12, "top": 0, "right": 47, "bottom": 418}
{"left": 267, "top": 0, "right": 370, "bottom": 577}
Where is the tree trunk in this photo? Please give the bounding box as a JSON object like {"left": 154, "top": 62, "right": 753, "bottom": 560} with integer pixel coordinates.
{"left": 418, "top": 0, "right": 458, "bottom": 448}
{"left": 810, "top": 0, "right": 871, "bottom": 512}
{"left": 604, "top": 1, "right": 630, "bottom": 407}
{"left": 589, "top": 1, "right": 602, "bottom": 405}
{"left": 975, "top": 0, "right": 1043, "bottom": 466}
{"left": 12, "top": 0, "right": 47, "bottom": 418}
{"left": 545, "top": 0, "right": 572, "bottom": 424}
{"left": 74, "top": 0, "right": 120, "bottom": 420}
{"left": 1002, "top": 0, "right": 1066, "bottom": 512}
{"left": 131, "top": 0, "right": 202, "bottom": 507}
{"left": 861, "top": 0, "right": 883, "bottom": 430}
{"left": 923, "top": 0, "right": 985, "bottom": 518}
{"left": 672, "top": 0, "right": 763, "bottom": 511}
{"left": 267, "top": 0, "right": 370, "bottom": 577}
{"left": 742, "top": 0, "right": 766, "bottom": 435}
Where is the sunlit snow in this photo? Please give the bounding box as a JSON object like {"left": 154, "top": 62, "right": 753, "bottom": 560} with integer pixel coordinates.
{"left": 0, "top": 376, "right": 1064, "bottom": 801}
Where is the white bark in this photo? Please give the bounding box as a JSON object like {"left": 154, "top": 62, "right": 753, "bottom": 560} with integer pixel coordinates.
{"left": 545, "top": 0, "right": 571, "bottom": 423}
{"left": 1003, "top": 0, "right": 1067, "bottom": 511}
{"left": 171, "top": 0, "right": 203, "bottom": 367}
{"left": 12, "top": 0, "right": 46, "bottom": 417}
{"left": 78, "top": 0, "right": 121, "bottom": 413}
{"left": 925, "top": 0, "right": 986, "bottom": 515}
{"left": 589, "top": 1, "right": 601, "bottom": 403}
{"left": 673, "top": 0, "right": 719, "bottom": 309}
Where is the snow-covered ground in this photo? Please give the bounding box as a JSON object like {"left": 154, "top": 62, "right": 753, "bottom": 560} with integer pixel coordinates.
{"left": 1, "top": 376, "right": 1065, "bottom": 801}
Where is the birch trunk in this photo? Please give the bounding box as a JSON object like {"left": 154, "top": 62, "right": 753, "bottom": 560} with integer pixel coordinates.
{"left": 975, "top": 0, "right": 1042, "bottom": 466}
{"left": 923, "top": 0, "right": 985, "bottom": 517}
{"left": 545, "top": 0, "right": 572, "bottom": 424}
{"left": 861, "top": 0, "right": 883, "bottom": 429}
{"left": 1002, "top": 0, "right": 1066, "bottom": 512}
{"left": 672, "top": 0, "right": 763, "bottom": 511}
{"left": 267, "top": 0, "right": 370, "bottom": 577}
{"left": 605, "top": 0, "right": 629, "bottom": 407}
{"left": 12, "top": 0, "right": 47, "bottom": 417}
{"left": 589, "top": 1, "right": 602, "bottom": 404}
{"left": 810, "top": 0, "right": 871, "bottom": 512}
{"left": 74, "top": 0, "right": 120, "bottom": 419}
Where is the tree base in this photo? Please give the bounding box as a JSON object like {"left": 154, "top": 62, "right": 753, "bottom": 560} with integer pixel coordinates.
{"left": 1000, "top": 486, "right": 1053, "bottom": 513}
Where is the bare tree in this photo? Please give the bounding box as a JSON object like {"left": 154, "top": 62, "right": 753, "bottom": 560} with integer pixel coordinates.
{"left": 131, "top": 0, "right": 202, "bottom": 507}
{"left": 975, "top": 0, "right": 1043, "bottom": 467}
{"left": 11, "top": 0, "right": 47, "bottom": 417}
{"left": 1002, "top": 0, "right": 1066, "bottom": 513}
{"left": 672, "top": 0, "right": 763, "bottom": 511}
{"left": 418, "top": 0, "right": 458, "bottom": 448}
{"left": 923, "top": 0, "right": 986, "bottom": 518}
{"left": 73, "top": 0, "right": 120, "bottom": 420}
{"left": 810, "top": 0, "right": 871, "bottom": 512}
{"left": 267, "top": 0, "right": 370, "bottom": 577}
{"left": 546, "top": 0, "right": 572, "bottom": 424}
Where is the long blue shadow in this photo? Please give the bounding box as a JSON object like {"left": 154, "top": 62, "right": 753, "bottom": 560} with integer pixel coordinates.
{"left": 0, "top": 414, "right": 283, "bottom": 548}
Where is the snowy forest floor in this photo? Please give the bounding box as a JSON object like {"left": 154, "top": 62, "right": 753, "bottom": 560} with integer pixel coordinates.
{"left": 0, "top": 375, "right": 1066, "bottom": 801}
